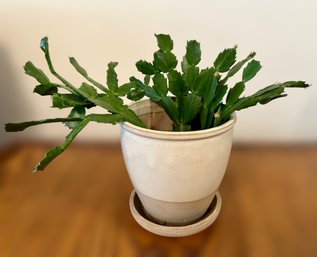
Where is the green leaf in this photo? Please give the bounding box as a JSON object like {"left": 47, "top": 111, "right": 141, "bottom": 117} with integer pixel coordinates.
{"left": 200, "top": 103, "right": 212, "bottom": 130}
{"left": 252, "top": 83, "right": 283, "bottom": 97}
{"left": 127, "top": 87, "right": 145, "bottom": 101}
{"left": 184, "top": 66, "right": 199, "bottom": 91}
{"left": 136, "top": 60, "right": 158, "bottom": 75}
{"left": 64, "top": 106, "right": 86, "bottom": 129}
{"left": 180, "top": 94, "right": 201, "bottom": 124}
{"left": 115, "top": 82, "right": 134, "bottom": 96}
{"left": 51, "top": 94, "right": 94, "bottom": 109}
{"left": 121, "top": 108, "right": 145, "bottom": 127}
{"left": 160, "top": 96, "right": 179, "bottom": 122}
{"left": 185, "top": 40, "right": 201, "bottom": 66}
{"left": 69, "top": 57, "right": 88, "bottom": 76}
{"left": 69, "top": 57, "right": 108, "bottom": 93}
{"left": 243, "top": 60, "right": 262, "bottom": 82}
{"left": 194, "top": 68, "right": 216, "bottom": 99}
{"left": 214, "top": 48, "right": 237, "bottom": 72}
{"left": 86, "top": 113, "right": 122, "bottom": 124}
{"left": 219, "top": 81, "right": 309, "bottom": 123}
{"left": 155, "top": 34, "right": 173, "bottom": 51}
{"left": 24, "top": 61, "right": 51, "bottom": 85}
{"left": 153, "top": 50, "right": 177, "bottom": 72}
{"left": 224, "top": 52, "right": 256, "bottom": 81}
{"left": 33, "top": 119, "right": 90, "bottom": 172}
{"left": 144, "top": 86, "right": 161, "bottom": 102}
{"left": 153, "top": 73, "right": 168, "bottom": 96}
{"left": 210, "top": 84, "right": 228, "bottom": 111}
{"left": 129, "top": 76, "right": 145, "bottom": 89}
{"left": 79, "top": 83, "right": 98, "bottom": 98}
{"left": 168, "top": 70, "right": 186, "bottom": 96}
{"left": 34, "top": 84, "right": 57, "bottom": 96}
{"left": 144, "top": 75, "right": 151, "bottom": 86}
{"left": 107, "top": 62, "right": 119, "bottom": 92}
{"left": 203, "top": 77, "right": 218, "bottom": 104}
{"left": 91, "top": 94, "right": 125, "bottom": 113}
{"left": 181, "top": 56, "right": 190, "bottom": 73}
{"left": 226, "top": 82, "right": 245, "bottom": 106}
{"left": 5, "top": 117, "right": 82, "bottom": 132}
{"left": 280, "top": 81, "right": 310, "bottom": 89}
{"left": 40, "top": 37, "right": 82, "bottom": 96}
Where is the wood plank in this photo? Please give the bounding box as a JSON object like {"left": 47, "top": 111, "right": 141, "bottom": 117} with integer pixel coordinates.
{"left": 0, "top": 143, "right": 316, "bottom": 257}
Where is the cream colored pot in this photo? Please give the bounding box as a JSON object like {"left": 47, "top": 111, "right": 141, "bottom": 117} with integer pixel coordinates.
{"left": 120, "top": 100, "right": 236, "bottom": 226}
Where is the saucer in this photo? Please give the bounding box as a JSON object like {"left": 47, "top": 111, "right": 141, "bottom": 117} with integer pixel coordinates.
{"left": 129, "top": 190, "right": 222, "bottom": 237}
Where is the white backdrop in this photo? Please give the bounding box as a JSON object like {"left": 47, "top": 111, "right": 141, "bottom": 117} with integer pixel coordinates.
{"left": 1, "top": 0, "right": 316, "bottom": 145}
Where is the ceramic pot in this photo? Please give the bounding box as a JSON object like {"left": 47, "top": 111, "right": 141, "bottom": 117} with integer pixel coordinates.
{"left": 120, "top": 100, "right": 236, "bottom": 226}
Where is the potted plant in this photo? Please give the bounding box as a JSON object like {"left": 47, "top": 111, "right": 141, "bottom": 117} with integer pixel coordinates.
{"left": 5, "top": 34, "right": 309, "bottom": 237}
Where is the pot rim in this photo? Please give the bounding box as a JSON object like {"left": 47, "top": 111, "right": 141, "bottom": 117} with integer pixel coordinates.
{"left": 120, "top": 100, "right": 236, "bottom": 140}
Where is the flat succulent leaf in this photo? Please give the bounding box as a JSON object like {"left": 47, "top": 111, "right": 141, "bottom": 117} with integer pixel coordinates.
{"left": 280, "top": 81, "right": 310, "bottom": 88}
{"left": 185, "top": 40, "right": 201, "bottom": 66}
{"left": 144, "top": 75, "right": 151, "bottom": 86}
{"left": 51, "top": 94, "right": 93, "bottom": 109}
{"left": 69, "top": 57, "right": 108, "bottom": 92}
{"left": 64, "top": 106, "right": 86, "bottom": 129}
{"left": 181, "top": 56, "right": 190, "bottom": 74}
{"left": 121, "top": 108, "right": 145, "bottom": 127}
{"left": 204, "top": 77, "right": 218, "bottom": 104}
{"left": 69, "top": 57, "right": 88, "bottom": 76}
{"left": 127, "top": 87, "right": 145, "bottom": 101}
{"left": 209, "top": 84, "right": 228, "bottom": 111}
{"left": 90, "top": 94, "right": 123, "bottom": 113}
{"left": 155, "top": 34, "right": 173, "bottom": 51}
{"left": 34, "top": 84, "right": 58, "bottom": 96}
{"left": 129, "top": 76, "right": 145, "bottom": 89}
{"left": 214, "top": 48, "right": 237, "bottom": 72}
{"left": 5, "top": 117, "right": 82, "bottom": 132}
{"left": 33, "top": 119, "right": 90, "bottom": 172}
{"left": 136, "top": 60, "right": 158, "bottom": 75}
{"left": 144, "top": 86, "right": 161, "bottom": 102}
{"left": 242, "top": 60, "right": 262, "bottom": 82}
{"left": 108, "top": 93, "right": 124, "bottom": 105}
{"left": 86, "top": 113, "right": 122, "bottom": 124}
{"left": 153, "top": 50, "right": 177, "bottom": 73}
{"left": 226, "top": 82, "right": 245, "bottom": 106}
{"left": 168, "top": 70, "right": 186, "bottom": 96}
{"left": 24, "top": 61, "right": 51, "bottom": 85}
{"left": 180, "top": 94, "right": 201, "bottom": 124}
{"left": 91, "top": 95, "right": 144, "bottom": 127}
{"left": 219, "top": 81, "right": 307, "bottom": 123}
{"left": 194, "top": 68, "right": 215, "bottom": 97}
{"left": 200, "top": 104, "right": 210, "bottom": 129}
{"left": 115, "top": 82, "right": 134, "bottom": 96}
{"left": 160, "top": 96, "right": 179, "bottom": 122}
{"left": 153, "top": 73, "right": 168, "bottom": 96}
{"left": 259, "top": 94, "right": 287, "bottom": 104}
{"left": 107, "top": 62, "right": 119, "bottom": 92}
{"left": 79, "top": 83, "right": 98, "bottom": 98}
{"left": 224, "top": 52, "right": 256, "bottom": 81}
{"left": 184, "top": 66, "right": 199, "bottom": 91}
{"left": 235, "top": 91, "right": 284, "bottom": 111}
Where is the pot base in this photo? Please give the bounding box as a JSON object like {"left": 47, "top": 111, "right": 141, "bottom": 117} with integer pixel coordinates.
{"left": 129, "top": 190, "right": 222, "bottom": 237}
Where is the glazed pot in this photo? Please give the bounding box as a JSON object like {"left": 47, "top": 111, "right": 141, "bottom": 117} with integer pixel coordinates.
{"left": 120, "top": 100, "right": 236, "bottom": 226}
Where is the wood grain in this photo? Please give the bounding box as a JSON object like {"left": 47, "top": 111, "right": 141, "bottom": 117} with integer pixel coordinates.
{"left": 0, "top": 142, "right": 316, "bottom": 257}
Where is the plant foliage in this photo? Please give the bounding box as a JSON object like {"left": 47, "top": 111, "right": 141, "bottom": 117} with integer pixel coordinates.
{"left": 5, "top": 34, "right": 310, "bottom": 172}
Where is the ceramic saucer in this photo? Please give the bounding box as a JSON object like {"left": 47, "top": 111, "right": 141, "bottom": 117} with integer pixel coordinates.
{"left": 129, "top": 190, "right": 222, "bottom": 237}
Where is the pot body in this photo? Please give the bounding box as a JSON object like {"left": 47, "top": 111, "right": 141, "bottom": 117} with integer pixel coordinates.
{"left": 120, "top": 100, "right": 236, "bottom": 225}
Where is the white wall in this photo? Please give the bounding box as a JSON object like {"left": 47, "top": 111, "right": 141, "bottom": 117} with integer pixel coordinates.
{"left": 1, "top": 0, "right": 316, "bottom": 145}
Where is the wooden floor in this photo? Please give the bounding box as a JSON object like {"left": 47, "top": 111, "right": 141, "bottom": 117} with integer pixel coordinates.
{"left": 0, "top": 142, "right": 316, "bottom": 257}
